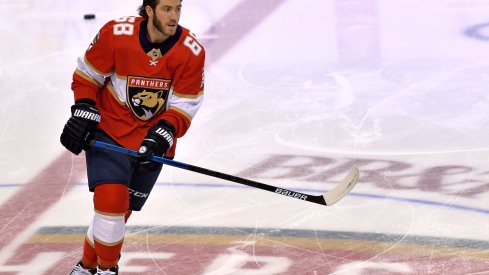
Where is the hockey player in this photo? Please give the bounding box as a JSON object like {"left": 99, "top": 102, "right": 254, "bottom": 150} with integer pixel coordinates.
{"left": 61, "top": 0, "right": 205, "bottom": 274}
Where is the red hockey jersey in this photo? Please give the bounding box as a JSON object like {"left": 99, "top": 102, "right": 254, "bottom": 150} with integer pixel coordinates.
{"left": 71, "top": 16, "right": 205, "bottom": 157}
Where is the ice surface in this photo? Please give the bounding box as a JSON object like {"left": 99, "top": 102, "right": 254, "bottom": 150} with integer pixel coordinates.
{"left": 0, "top": 0, "right": 488, "bottom": 274}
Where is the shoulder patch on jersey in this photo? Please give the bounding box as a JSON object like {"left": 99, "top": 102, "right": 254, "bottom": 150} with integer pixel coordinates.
{"left": 86, "top": 32, "right": 100, "bottom": 52}
{"left": 126, "top": 76, "right": 171, "bottom": 121}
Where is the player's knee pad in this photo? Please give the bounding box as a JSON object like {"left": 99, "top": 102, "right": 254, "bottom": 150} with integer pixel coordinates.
{"left": 93, "top": 211, "right": 125, "bottom": 245}
{"left": 93, "top": 183, "right": 129, "bottom": 214}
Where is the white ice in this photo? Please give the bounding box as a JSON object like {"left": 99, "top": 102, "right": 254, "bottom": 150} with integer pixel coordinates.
{"left": 1, "top": 0, "right": 489, "bottom": 274}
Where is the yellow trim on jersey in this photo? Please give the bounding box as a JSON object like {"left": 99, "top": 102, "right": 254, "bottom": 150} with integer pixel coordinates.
{"left": 172, "top": 89, "right": 204, "bottom": 99}
{"left": 75, "top": 69, "right": 103, "bottom": 87}
{"left": 115, "top": 74, "right": 127, "bottom": 80}
{"left": 106, "top": 82, "right": 126, "bottom": 105}
{"left": 84, "top": 55, "right": 112, "bottom": 77}
{"left": 169, "top": 106, "right": 192, "bottom": 121}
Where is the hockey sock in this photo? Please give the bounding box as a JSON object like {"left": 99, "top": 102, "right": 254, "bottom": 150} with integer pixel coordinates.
{"left": 81, "top": 207, "right": 98, "bottom": 269}
{"left": 93, "top": 183, "right": 129, "bottom": 268}
{"left": 81, "top": 232, "right": 97, "bottom": 269}
{"left": 125, "top": 210, "right": 132, "bottom": 223}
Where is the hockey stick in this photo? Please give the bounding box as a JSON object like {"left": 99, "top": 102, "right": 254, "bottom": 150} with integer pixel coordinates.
{"left": 90, "top": 140, "right": 359, "bottom": 206}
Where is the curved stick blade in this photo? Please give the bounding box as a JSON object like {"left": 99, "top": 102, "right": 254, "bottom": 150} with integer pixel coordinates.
{"left": 323, "top": 167, "right": 359, "bottom": 205}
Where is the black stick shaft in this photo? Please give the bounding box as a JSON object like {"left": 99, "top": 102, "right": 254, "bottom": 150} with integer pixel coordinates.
{"left": 91, "top": 141, "right": 327, "bottom": 205}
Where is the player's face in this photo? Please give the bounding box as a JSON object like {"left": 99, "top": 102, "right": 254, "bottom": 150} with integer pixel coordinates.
{"left": 152, "top": 0, "right": 182, "bottom": 37}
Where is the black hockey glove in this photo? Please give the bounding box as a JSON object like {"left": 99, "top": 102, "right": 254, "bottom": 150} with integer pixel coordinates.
{"left": 136, "top": 121, "right": 175, "bottom": 170}
{"left": 60, "top": 101, "right": 101, "bottom": 155}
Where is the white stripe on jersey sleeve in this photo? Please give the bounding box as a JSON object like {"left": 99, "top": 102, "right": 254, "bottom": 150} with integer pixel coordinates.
{"left": 109, "top": 74, "right": 129, "bottom": 104}
{"left": 76, "top": 55, "right": 109, "bottom": 86}
{"left": 167, "top": 88, "right": 204, "bottom": 121}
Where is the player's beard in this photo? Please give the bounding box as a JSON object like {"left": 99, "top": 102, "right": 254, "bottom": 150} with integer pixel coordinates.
{"left": 153, "top": 13, "right": 177, "bottom": 37}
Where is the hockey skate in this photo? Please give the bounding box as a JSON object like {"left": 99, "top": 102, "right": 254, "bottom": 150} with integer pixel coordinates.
{"left": 95, "top": 265, "right": 119, "bottom": 275}
{"left": 70, "top": 261, "right": 96, "bottom": 275}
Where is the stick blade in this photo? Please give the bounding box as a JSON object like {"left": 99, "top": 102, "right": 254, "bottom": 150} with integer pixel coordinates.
{"left": 323, "top": 166, "right": 359, "bottom": 205}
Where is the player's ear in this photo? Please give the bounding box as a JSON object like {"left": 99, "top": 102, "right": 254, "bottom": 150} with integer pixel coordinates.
{"left": 145, "top": 5, "right": 153, "bottom": 17}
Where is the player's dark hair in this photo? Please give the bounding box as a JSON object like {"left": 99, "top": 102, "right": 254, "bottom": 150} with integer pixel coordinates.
{"left": 138, "top": 0, "right": 160, "bottom": 19}
{"left": 138, "top": 0, "right": 183, "bottom": 19}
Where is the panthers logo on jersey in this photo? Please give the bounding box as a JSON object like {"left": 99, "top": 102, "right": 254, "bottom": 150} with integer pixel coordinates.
{"left": 126, "top": 76, "right": 171, "bottom": 121}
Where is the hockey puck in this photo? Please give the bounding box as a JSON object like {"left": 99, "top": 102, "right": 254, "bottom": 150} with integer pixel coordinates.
{"left": 84, "top": 14, "right": 96, "bottom": 20}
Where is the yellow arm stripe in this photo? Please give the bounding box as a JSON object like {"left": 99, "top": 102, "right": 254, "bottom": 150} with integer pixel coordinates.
{"left": 106, "top": 82, "right": 125, "bottom": 105}
{"left": 84, "top": 55, "right": 112, "bottom": 77}
{"left": 172, "top": 89, "right": 204, "bottom": 99}
{"left": 169, "top": 106, "right": 192, "bottom": 121}
{"left": 75, "top": 69, "right": 103, "bottom": 87}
